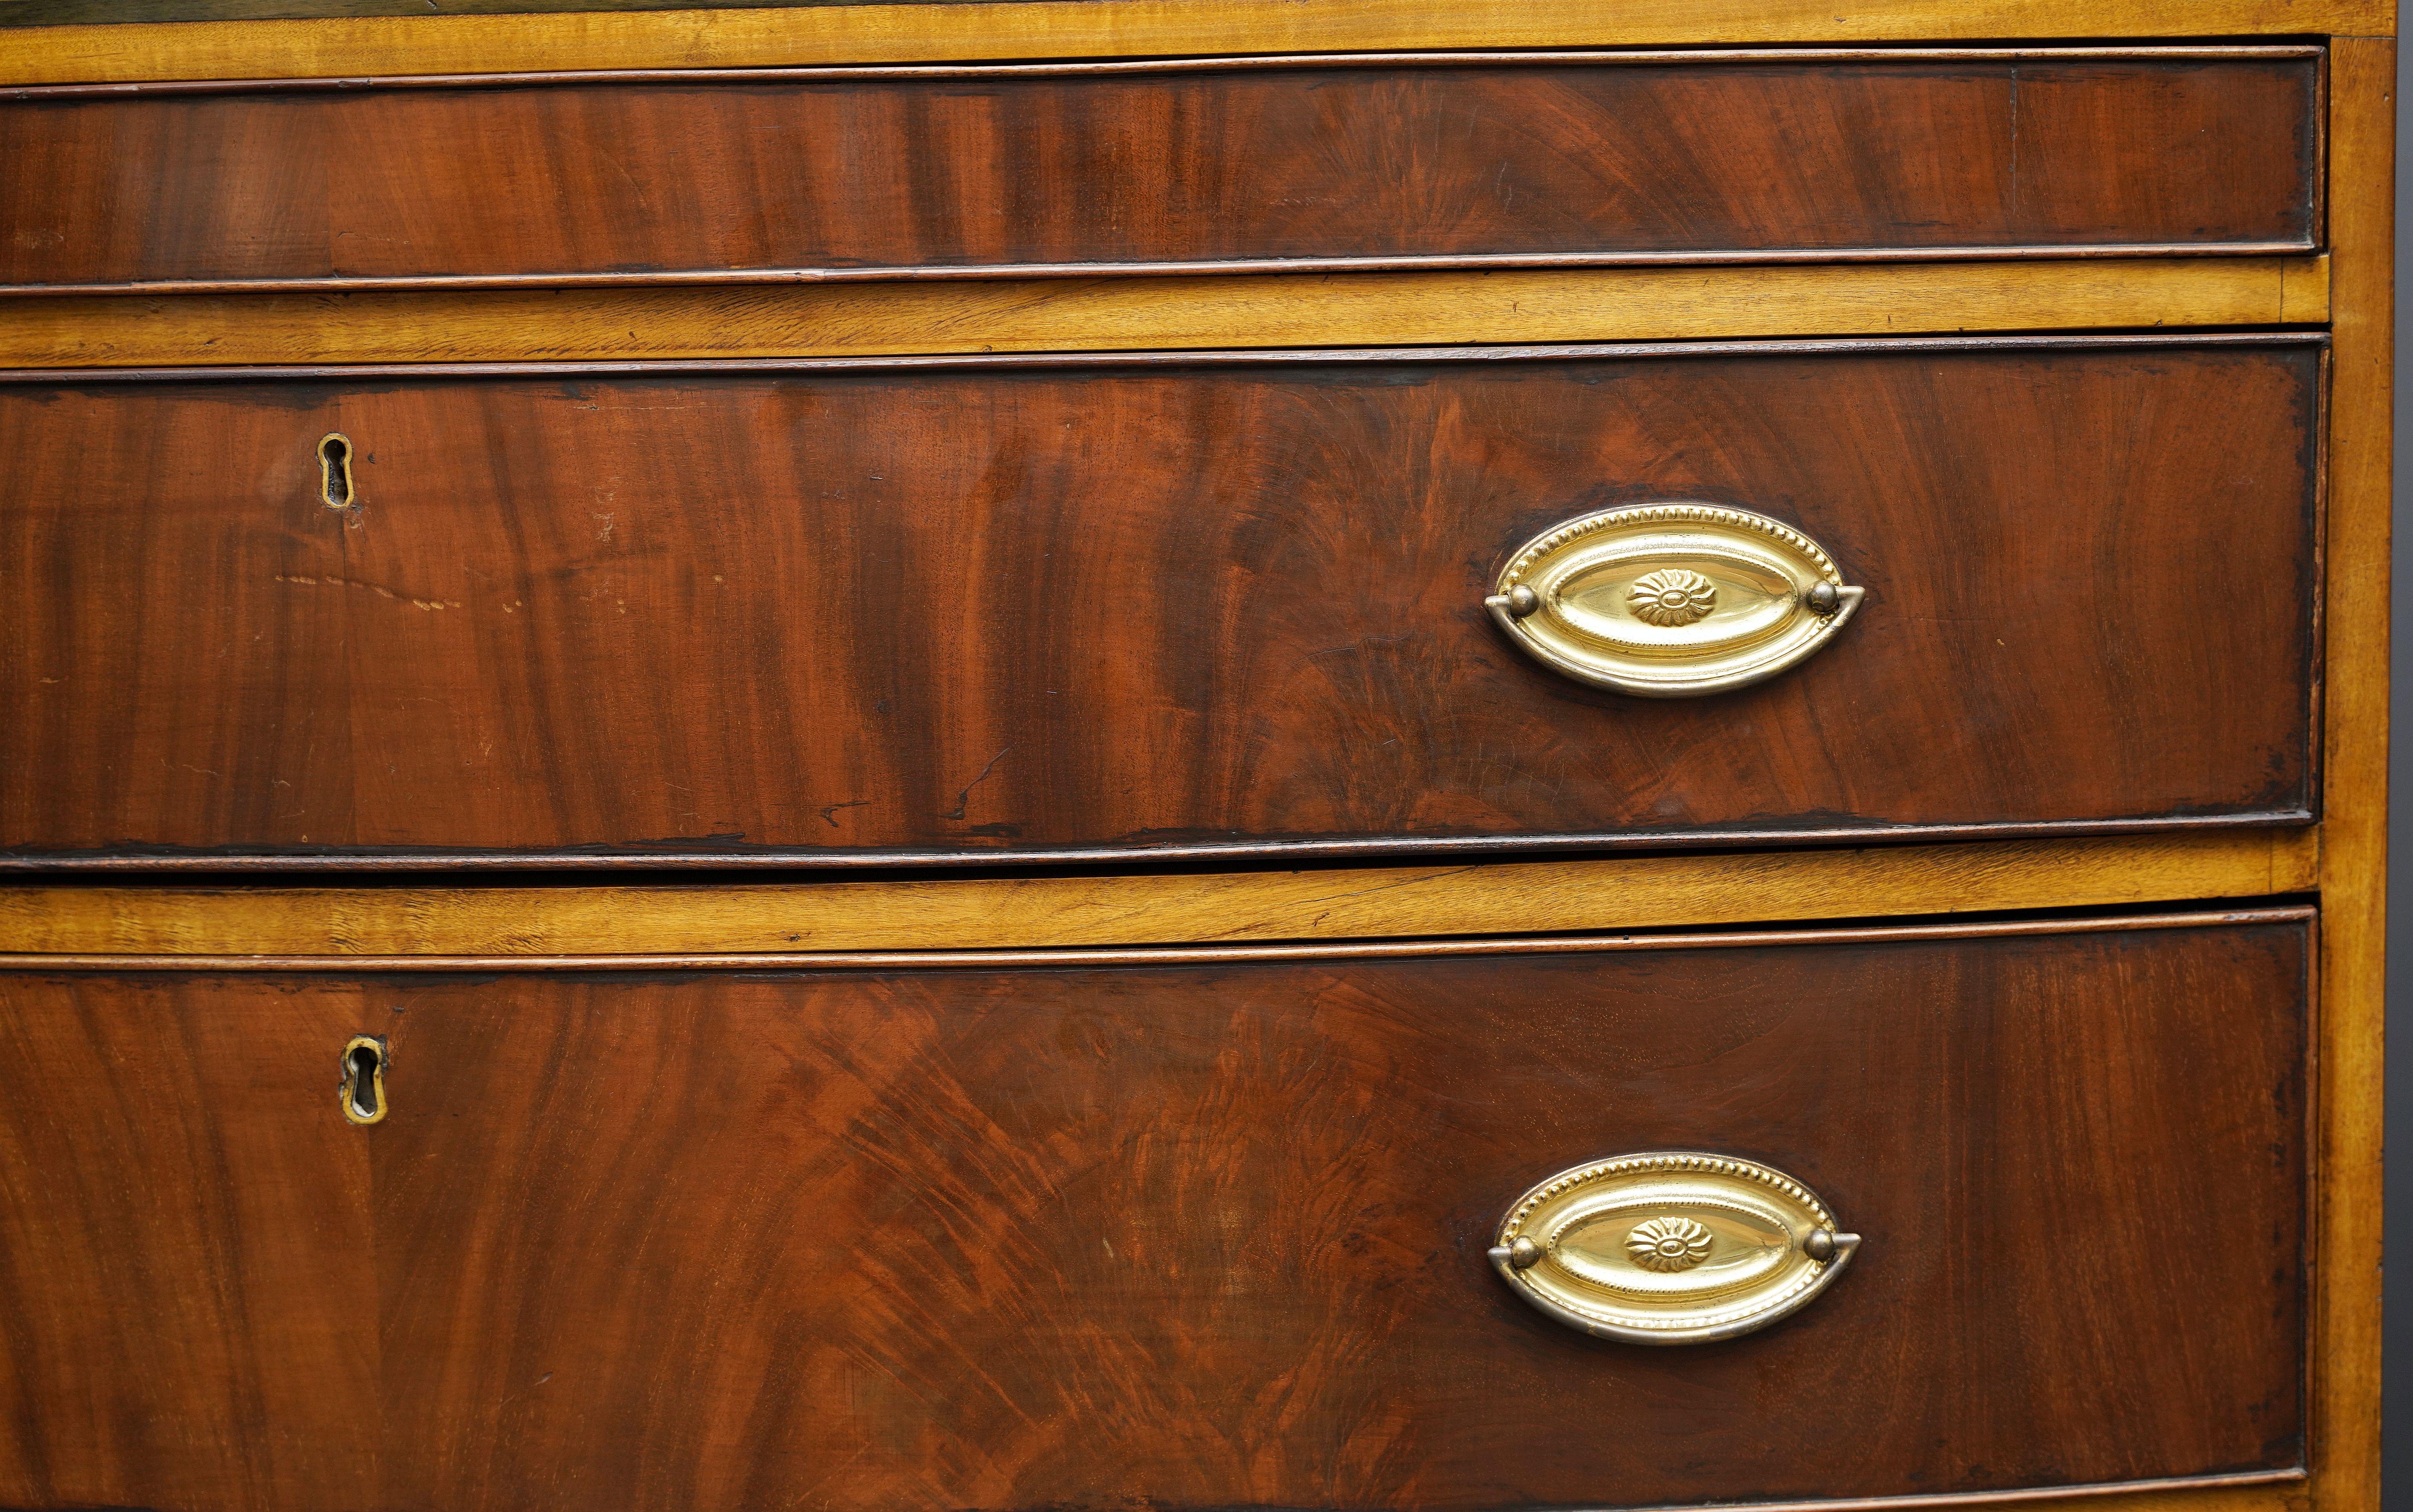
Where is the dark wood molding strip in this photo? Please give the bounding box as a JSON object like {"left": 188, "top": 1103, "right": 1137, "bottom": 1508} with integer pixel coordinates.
{"left": 0, "top": 812, "right": 2320, "bottom": 874}
{"left": 0, "top": 905, "right": 2320, "bottom": 973}
{"left": 0, "top": 241, "right": 2328, "bottom": 302}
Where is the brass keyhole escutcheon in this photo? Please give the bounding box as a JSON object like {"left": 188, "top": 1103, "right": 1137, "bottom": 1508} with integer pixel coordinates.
{"left": 340, "top": 1036, "right": 388, "bottom": 1126}
{"left": 319, "top": 433, "right": 356, "bottom": 511}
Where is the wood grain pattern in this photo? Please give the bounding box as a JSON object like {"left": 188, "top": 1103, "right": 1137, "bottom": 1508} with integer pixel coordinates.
{"left": 0, "top": 257, "right": 2330, "bottom": 369}
{"left": 0, "top": 974, "right": 378, "bottom": 1511}
{"left": 0, "top": 0, "right": 2391, "bottom": 85}
{"left": 0, "top": 338, "right": 2322, "bottom": 867}
{"left": 2310, "top": 39, "right": 2391, "bottom": 1512}
{"left": 0, "top": 915, "right": 2311, "bottom": 1510}
{"left": 0, "top": 51, "right": 2321, "bottom": 291}
{"left": 0, "top": 831, "right": 2323, "bottom": 955}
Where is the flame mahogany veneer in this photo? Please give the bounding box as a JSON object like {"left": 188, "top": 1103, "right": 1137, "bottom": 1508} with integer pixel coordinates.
{"left": 0, "top": 918, "right": 2310, "bottom": 1511}
{"left": 0, "top": 338, "right": 2321, "bottom": 866}
{"left": 0, "top": 51, "right": 2320, "bottom": 290}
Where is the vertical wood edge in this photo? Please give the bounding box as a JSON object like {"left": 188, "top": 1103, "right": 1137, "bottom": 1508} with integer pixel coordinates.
{"left": 2312, "top": 35, "right": 2391, "bottom": 1512}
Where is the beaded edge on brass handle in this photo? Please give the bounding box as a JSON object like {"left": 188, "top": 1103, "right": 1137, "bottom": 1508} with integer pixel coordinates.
{"left": 1484, "top": 503, "right": 1866, "bottom": 698}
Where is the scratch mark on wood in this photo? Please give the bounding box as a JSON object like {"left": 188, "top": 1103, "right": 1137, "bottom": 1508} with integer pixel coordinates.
{"left": 942, "top": 748, "right": 1012, "bottom": 822}
{"left": 274, "top": 574, "right": 460, "bottom": 610}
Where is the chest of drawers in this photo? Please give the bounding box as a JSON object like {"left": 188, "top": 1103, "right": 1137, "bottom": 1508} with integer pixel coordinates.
{"left": 0, "top": 4, "right": 2388, "bottom": 1512}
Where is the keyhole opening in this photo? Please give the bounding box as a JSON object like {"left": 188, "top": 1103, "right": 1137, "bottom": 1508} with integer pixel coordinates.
{"left": 346, "top": 1044, "right": 377, "bottom": 1114}
{"left": 319, "top": 433, "right": 355, "bottom": 510}
{"left": 341, "top": 1036, "right": 387, "bottom": 1125}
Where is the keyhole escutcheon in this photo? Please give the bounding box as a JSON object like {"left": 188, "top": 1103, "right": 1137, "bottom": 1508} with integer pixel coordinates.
{"left": 341, "top": 1036, "right": 388, "bottom": 1125}
{"left": 319, "top": 433, "right": 356, "bottom": 510}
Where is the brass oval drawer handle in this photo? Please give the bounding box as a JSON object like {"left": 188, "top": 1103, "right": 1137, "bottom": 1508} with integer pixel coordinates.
{"left": 1489, "top": 1151, "right": 1860, "bottom": 1345}
{"left": 1485, "top": 504, "right": 1864, "bottom": 698}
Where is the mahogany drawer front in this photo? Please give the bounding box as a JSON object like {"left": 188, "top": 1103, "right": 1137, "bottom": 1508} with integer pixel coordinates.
{"left": 0, "top": 914, "right": 2308, "bottom": 1511}
{"left": 0, "top": 47, "right": 2320, "bottom": 291}
{"left": 0, "top": 336, "right": 2320, "bottom": 868}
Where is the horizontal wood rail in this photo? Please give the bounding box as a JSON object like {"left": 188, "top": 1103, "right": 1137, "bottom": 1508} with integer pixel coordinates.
{"left": 0, "top": 905, "right": 2322, "bottom": 971}
{"left": 0, "top": 257, "right": 2332, "bottom": 368}
{"left": 0, "top": 830, "right": 2319, "bottom": 957}
{"left": 0, "top": 0, "right": 2393, "bottom": 86}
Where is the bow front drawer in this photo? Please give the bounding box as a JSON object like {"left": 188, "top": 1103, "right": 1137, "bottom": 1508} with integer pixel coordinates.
{"left": 0, "top": 46, "right": 2321, "bottom": 290}
{"left": 0, "top": 335, "right": 2319, "bottom": 867}
{"left": 0, "top": 911, "right": 2307, "bottom": 1509}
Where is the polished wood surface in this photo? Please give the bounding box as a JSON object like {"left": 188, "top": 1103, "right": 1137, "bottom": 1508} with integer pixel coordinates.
{"left": 0, "top": 831, "right": 2322, "bottom": 953}
{"left": 0, "top": 0, "right": 2390, "bottom": 85}
{"left": 0, "top": 257, "right": 2331, "bottom": 369}
{"left": 0, "top": 337, "right": 2320, "bottom": 867}
{"left": 0, "top": 914, "right": 2310, "bottom": 1510}
{"left": 0, "top": 51, "right": 2321, "bottom": 292}
{"left": 2311, "top": 39, "right": 2392, "bottom": 1512}
{"left": 0, "top": 3, "right": 2385, "bottom": 1506}
{"left": 0, "top": 977, "right": 377, "bottom": 1511}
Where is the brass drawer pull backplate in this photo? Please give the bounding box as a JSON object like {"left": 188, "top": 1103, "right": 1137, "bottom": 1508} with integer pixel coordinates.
{"left": 1490, "top": 1151, "right": 1860, "bottom": 1344}
{"left": 1486, "top": 504, "right": 1863, "bottom": 697}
